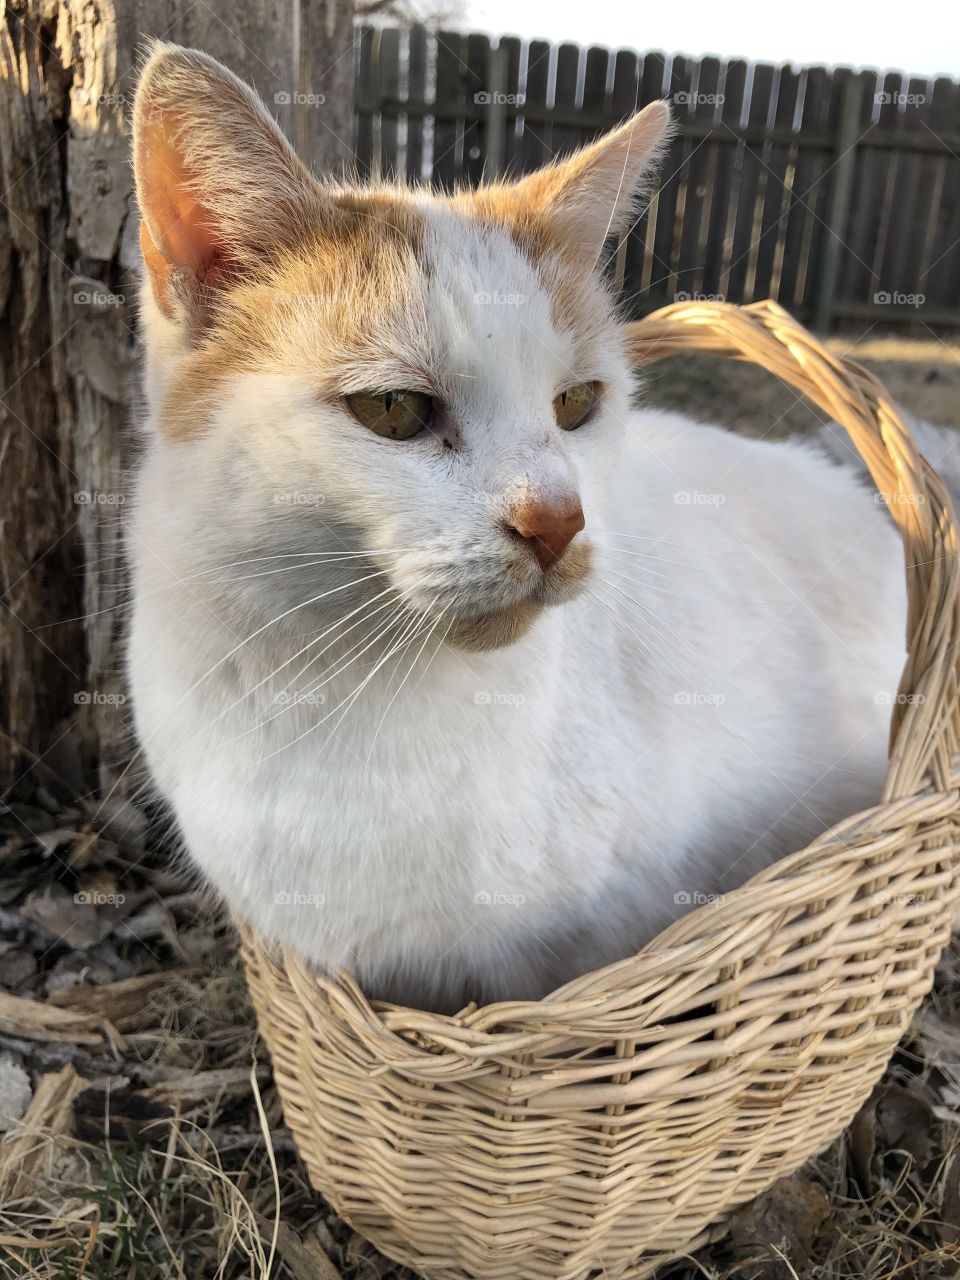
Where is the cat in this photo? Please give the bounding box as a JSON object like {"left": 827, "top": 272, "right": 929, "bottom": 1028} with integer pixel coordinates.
{"left": 129, "top": 42, "right": 914, "bottom": 1012}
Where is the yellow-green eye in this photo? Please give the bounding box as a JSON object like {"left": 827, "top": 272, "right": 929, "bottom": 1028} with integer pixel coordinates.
{"left": 345, "top": 389, "right": 433, "bottom": 440}
{"left": 553, "top": 382, "right": 598, "bottom": 431}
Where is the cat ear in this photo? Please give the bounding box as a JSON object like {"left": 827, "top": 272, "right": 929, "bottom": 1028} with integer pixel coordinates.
{"left": 133, "top": 42, "right": 325, "bottom": 322}
{"left": 493, "top": 102, "right": 672, "bottom": 262}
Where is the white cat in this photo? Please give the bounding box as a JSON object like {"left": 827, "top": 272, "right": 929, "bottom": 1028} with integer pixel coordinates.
{"left": 129, "top": 43, "right": 913, "bottom": 1011}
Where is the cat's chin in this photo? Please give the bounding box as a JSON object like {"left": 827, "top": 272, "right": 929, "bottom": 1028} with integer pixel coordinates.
{"left": 445, "top": 599, "right": 542, "bottom": 652}
{"left": 445, "top": 547, "right": 593, "bottom": 652}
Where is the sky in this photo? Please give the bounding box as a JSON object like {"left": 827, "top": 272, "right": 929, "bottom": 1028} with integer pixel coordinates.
{"left": 460, "top": 0, "right": 960, "bottom": 78}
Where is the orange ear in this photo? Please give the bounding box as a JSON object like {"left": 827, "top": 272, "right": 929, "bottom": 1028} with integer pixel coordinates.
{"left": 133, "top": 42, "right": 325, "bottom": 322}
{"left": 479, "top": 102, "right": 672, "bottom": 263}
{"left": 136, "top": 122, "right": 225, "bottom": 317}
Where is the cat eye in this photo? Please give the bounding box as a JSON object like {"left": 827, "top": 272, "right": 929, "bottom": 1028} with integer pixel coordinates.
{"left": 345, "top": 389, "right": 434, "bottom": 440}
{"left": 553, "top": 382, "right": 598, "bottom": 431}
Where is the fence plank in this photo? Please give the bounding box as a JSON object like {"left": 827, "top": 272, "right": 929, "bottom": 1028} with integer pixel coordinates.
{"left": 581, "top": 45, "right": 610, "bottom": 142}
{"left": 499, "top": 36, "right": 524, "bottom": 174}
{"left": 924, "top": 79, "right": 960, "bottom": 312}
{"left": 610, "top": 47, "right": 640, "bottom": 120}
{"left": 812, "top": 71, "right": 868, "bottom": 330}
{"left": 462, "top": 32, "right": 490, "bottom": 186}
{"left": 354, "top": 25, "right": 376, "bottom": 178}
{"left": 866, "top": 70, "right": 906, "bottom": 305}
{"left": 405, "top": 25, "right": 427, "bottom": 182}
{"left": 609, "top": 48, "right": 640, "bottom": 291}
{"left": 629, "top": 51, "right": 669, "bottom": 297}
{"left": 913, "top": 77, "right": 956, "bottom": 311}
{"left": 547, "top": 43, "right": 578, "bottom": 160}
{"left": 651, "top": 55, "right": 693, "bottom": 302}
{"left": 676, "top": 55, "right": 722, "bottom": 300}
{"left": 885, "top": 76, "right": 935, "bottom": 303}
{"left": 779, "top": 65, "right": 831, "bottom": 313}
{"left": 757, "top": 65, "right": 801, "bottom": 302}
{"left": 377, "top": 27, "right": 401, "bottom": 179}
{"left": 705, "top": 59, "right": 748, "bottom": 300}
{"left": 432, "top": 30, "right": 465, "bottom": 189}
{"left": 520, "top": 39, "right": 552, "bottom": 171}
{"left": 834, "top": 69, "right": 879, "bottom": 309}
{"left": 726, "top": 61, "right": 776, "bottom": 303}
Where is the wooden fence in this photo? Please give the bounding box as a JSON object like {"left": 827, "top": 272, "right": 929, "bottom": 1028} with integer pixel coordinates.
{"left": 354, "top": 27, "right": 960, "bottom": 332}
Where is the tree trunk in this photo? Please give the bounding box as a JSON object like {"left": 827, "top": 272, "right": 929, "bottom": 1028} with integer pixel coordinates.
{"left": 0, "top": 0, "right": 356, "bottom": 793}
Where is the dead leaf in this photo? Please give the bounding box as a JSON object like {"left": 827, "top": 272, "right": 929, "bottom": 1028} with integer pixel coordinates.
{"left": 728, "top": 1175, "right": 830, "bottom": 1280}
{"left": 876, "top": 1084, "right": 937, "bottom": 1168}
{"left": 850, "top": 1095, "right": 879, "bottom": 1193}
{"left": 0, "top": 948, "right": 37, "bottom": 993}
{"left": 20, "top": 884, "right": 104, "bottom": 950}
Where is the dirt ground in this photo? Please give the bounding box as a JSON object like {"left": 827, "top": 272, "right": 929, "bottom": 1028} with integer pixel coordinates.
{"left": 641, "top": 332, "right": 960, "bottom": 438}
{"left": 1, "top": 336, "right": 960, "bottom": 1279}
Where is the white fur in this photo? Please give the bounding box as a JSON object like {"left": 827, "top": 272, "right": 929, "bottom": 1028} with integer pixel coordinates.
{"left": 128, "top": 46, "right": 908, "bottom": 1010}
{"left": 128, "top": 212, "right": 907, "bottom": 1012}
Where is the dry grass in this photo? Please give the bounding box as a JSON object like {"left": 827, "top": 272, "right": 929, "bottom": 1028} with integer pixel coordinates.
{"left": 1, "top": 331, "right": 959, "bottom": 1278}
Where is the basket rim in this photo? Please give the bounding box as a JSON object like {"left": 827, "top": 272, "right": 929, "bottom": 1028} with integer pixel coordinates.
{"left": 239, "top": 298, "right": 960, "bottom": 1049}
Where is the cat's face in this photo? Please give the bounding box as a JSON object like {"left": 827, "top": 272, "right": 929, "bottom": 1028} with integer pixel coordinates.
{"left": 133, "top": 44, "right": 669, "bottom": 651}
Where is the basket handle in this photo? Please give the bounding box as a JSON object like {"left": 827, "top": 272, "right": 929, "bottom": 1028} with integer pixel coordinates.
{"left": 624, "top": 299, "right": 960, "bottom": 801}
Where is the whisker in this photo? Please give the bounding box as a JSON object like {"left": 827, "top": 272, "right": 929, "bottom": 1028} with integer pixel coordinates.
{"left": 259, "top": 606, "right": 434, "bottom": 762}
{"left": 363, "top": 600, "right": 445, "bottom": 767}
{"left": 213, "top": 583, "right": 402, "bottom": 725}
{"left": 83, "top": 568, "right": 393, "bottom": 830}
{"left": 238, "top": 595, "right": 414, "bottom": 740}
{"left": 598, "top": 576, "right": 717, "bottom": 681}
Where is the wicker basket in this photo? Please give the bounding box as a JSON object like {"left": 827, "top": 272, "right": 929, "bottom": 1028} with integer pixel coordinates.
{"left": 239, "top": 300, "right": 960, "bottom": 1280}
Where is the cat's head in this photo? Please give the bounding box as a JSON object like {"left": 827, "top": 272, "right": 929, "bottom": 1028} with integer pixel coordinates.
{"left": 133, "top": 43, "right": 669, "bottom": 651}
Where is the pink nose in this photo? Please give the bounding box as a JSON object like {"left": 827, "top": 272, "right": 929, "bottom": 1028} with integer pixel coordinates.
{"left": 505, "top": 498, "right": 585, "bottom": 571}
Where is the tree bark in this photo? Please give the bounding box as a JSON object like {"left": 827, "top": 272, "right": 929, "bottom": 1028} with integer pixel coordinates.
{"left": 0, "top": 0, "right": 356, "bottom": 793}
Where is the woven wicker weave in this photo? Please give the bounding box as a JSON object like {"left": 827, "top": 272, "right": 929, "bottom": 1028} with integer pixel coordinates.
{"left": 239, "top": 300, "right": 960, "bottom": 1280}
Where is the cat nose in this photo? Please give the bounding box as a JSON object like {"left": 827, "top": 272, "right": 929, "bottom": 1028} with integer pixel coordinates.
{"left": 504, "top": 498, "right": 585, "bottom": 571}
